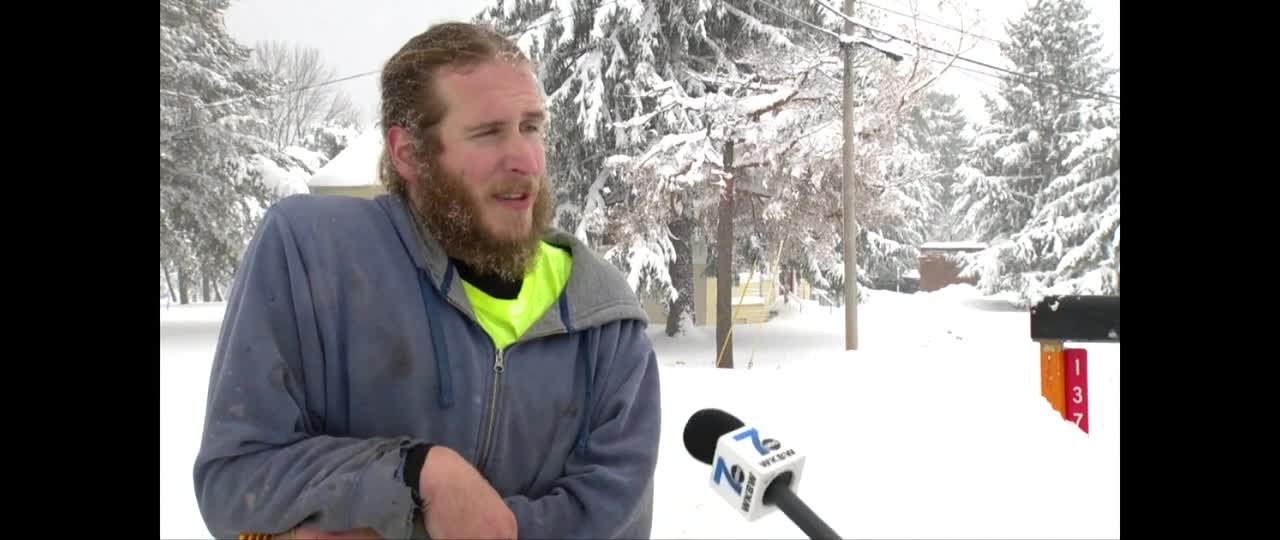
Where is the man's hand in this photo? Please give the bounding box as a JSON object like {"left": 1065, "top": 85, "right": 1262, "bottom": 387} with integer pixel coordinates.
{"left": 286, "top": 527, "right": 381, "bottom": 539}
{"left": 419, "top": 446, "right": 518, "bottom": 540}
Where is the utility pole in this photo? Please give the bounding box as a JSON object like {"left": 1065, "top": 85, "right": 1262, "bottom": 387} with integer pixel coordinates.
{"left": 716, "top": 139, "right": 735, "bottom": 369}
{"left": 841, "top": 0, "right": 860, "bottom": 351}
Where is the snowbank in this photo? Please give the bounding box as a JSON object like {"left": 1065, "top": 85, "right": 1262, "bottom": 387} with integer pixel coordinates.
{"left": 162, "top": 289, "right": 1118, "bottom": 539}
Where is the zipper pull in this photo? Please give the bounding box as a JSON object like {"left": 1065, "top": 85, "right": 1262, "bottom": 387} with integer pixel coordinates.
{"left": 494, "top": 349, "right": 505, "bottom": 374}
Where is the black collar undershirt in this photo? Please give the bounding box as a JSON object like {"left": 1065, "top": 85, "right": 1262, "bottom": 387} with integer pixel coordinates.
{"left": 451, "top": 258, "right": 522, "bottom": 300}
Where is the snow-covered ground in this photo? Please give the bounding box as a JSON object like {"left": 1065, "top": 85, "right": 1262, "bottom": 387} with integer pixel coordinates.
{"left": 160, "top": 285, "right": 1119, "bottom": 539}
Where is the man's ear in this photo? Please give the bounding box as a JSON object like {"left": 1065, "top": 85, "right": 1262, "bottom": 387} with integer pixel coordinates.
{"left": 387, "top": 125, "right": 420, "bottom": 187}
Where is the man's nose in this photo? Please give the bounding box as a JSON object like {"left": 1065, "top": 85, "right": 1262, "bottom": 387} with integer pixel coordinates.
{"left": 501, "top": 131, "right": 540, "bottom": 176}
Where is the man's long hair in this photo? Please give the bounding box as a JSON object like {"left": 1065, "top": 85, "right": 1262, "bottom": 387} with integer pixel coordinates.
{"left": 376, "top": 22, "right": 533, "bottom": 198}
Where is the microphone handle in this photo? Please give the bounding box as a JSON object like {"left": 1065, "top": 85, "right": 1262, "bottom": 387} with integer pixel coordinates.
{"left": 763, "top": 472, "right": 841, "bottom": 540}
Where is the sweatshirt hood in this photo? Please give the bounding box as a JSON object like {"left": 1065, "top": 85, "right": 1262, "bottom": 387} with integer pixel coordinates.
{"left": 376, "top": 192, "right": 649, "bottom": 332}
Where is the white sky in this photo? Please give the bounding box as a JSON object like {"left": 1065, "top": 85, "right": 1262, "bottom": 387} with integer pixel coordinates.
{"left": 223, "top": 0, "right": 1119, "bottom": 128}
{"left": 224, "top": 0, "right": 491, "bottom": 128}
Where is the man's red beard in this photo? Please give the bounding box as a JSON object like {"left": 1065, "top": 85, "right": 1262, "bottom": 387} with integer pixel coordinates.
{"left": 409, "top": 157, "right": 553, "bottom": 282}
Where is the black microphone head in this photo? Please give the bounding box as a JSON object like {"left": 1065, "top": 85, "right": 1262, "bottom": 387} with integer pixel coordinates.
{"left": 683, "top": 408, "right": 745, "bottom": 464}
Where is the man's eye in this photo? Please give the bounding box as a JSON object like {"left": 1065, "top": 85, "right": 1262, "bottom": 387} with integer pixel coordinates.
{"left": 522, "top": 124, "right": 542, "bottom": 133}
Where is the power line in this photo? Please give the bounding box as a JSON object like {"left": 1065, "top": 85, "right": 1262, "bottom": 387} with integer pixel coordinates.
{"left": 190, "top": 0, "right": 628, "bottom": 111}
{"left": 867, "top": 0, "right": 1121, "bottom": 92}
{"left": 882, "top": 35, "right": 1117, "bottom": 104}
{"left": 738, "top": 0, "right": 1117, "bottom": 104}
{"left": 810, "top": 0, "right": 1118, "bottom": 103}
{"left": 859, "top": 0, "right": 1009, "bottom": 48}
{"left": 954, "top": 63, "right": 1007, "bottom": 92}
{"left": 733, "top": 0, "right": 1115, "bottom": 106}
{"left": 190, "top": 69, "right": 381, "bottom": 110}
{"left": 744, "top": 0, "right": 839, "bottom": 40}
{"left": 739, "top": 0, "right": 907, "bottom": 64}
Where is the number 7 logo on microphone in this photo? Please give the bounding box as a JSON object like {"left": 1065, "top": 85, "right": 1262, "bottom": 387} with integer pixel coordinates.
{"left": 733, "top": 428, "right": 782, "bottom": 456}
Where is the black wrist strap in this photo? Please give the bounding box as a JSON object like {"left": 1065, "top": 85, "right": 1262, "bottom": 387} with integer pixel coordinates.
{"left": 403, "top": 443, "right": 434, "bottom": 507}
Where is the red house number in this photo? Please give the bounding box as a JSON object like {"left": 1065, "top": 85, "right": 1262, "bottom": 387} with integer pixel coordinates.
{"left": 1064, "top": 348, "right": 1089, "bottom": 433}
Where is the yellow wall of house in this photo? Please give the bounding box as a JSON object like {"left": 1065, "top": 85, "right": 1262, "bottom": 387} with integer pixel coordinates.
{"left": 693, "top": 263, "right": 707, "bottom": 327}
{"left": 701, "top": 299, "right": 770, "bottom": 326}
{"left": 701, "top": 275, "right": 777, "bottom": 326}
{"left": 638, "top": 262, "right": 709, "bottom": 327}
{"left": 619, "top": 265, "right": 810, "bottom": 328}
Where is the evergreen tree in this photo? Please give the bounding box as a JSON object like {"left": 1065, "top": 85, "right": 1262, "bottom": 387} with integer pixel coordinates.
{"left": 160, "top": 0, "right": 285, "bottom": 303}
{"left": 951, "top": 0, "right": 1119, "bottom": 300}
{"left": 856, "top": 131, "right": 943, "bottom": 290}
{"left": 905, "top": 91, "right": 970, "bottom": 241}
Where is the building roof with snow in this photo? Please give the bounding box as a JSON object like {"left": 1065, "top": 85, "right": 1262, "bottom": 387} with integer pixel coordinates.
{"left": 307, "top": 127, "right": 384, "bottom": 188}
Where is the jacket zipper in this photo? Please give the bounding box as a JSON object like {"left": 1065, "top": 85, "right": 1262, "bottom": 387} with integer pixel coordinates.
{"left": 476, "top": 346, "right": 505, "bottom": 471}
{"left": 432, "top": 274, "right": 571, "bottom": 473}
{"left": 434, "top": 285, "right": 505, "bottom": 471}
{"left": 475, "top": 324, "right": 571, "bottom": 473}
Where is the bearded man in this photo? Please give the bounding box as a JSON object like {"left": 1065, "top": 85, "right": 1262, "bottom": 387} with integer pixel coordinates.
{"left": 192, "top": 21, "right": 662, "bottom": 540}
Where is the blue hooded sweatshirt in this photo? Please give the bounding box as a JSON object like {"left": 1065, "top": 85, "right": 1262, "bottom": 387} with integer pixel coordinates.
{"left": 192, "top": 192, "right": 662, "bottom": 539}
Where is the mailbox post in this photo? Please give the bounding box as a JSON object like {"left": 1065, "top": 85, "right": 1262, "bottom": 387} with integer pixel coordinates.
{"left": 1030, "top": 295, "right": 1119, "bottom": 433}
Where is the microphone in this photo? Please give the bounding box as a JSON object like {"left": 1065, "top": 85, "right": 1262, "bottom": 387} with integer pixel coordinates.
{"left": 683, "top": 408, "right": 842, "bottom": 540}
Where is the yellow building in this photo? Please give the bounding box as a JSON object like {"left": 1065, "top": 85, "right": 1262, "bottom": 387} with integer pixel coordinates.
{"left": 634, "top": 238, "right": 809, "bottom": 327}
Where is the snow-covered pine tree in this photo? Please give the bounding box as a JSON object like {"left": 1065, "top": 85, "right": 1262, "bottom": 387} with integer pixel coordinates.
{"left": 597, "top": 0, "right": 741, "bottom": 338}
{"left": 575, "top": 5, "right": 644, "bottom": 243}
{"left": 854, "top": 90, "right": 972, "bottom": 291}
{"left": 160, "top": 0, "right": 286, "bottom": 303}
{"left": 476, "top": 0, "right": 557, "bottom": 34}
{"left": 855, "top": 131, "right": 943, "bottom": 290}
{"left": 961, "top": 100, "right": 1118, "bottom": 298}
{"left": 905, "top": 91, "right": 970, "bottom": 242}
{"left": 951, "top": 0, "right": 1119, "bottom": 301}
{"left": 541, "top": 0, "right": 620, "bottom": 236}
{"left": 595, "top": 0, "right": 837, "bottom": 340}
